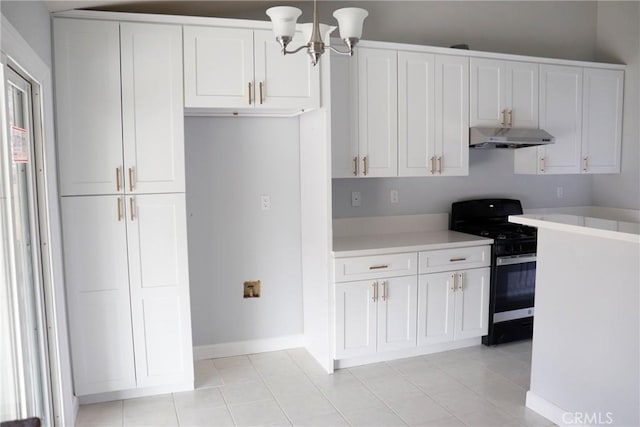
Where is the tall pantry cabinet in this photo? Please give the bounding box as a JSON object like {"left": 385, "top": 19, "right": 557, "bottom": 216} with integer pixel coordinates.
{"left": 54, "top": 18, "right": 193, "bottom": 397}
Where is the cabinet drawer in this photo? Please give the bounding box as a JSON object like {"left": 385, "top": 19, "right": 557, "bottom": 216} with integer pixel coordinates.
{"left": 334, "top": 253, "right": 418, "bottom": 283}
{"left": 419, "top": 246, "right": 490, "bottom": 274}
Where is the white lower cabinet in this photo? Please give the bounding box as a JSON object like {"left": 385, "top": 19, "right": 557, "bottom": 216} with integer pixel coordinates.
{"left": 334, "top": 246, "right": 490, "bottom": 363}
{"left": 62, "top": 194, "right": 193, "bottom": 396}
{"left": 335, "top": 276, "right": 417, "bottom": 359}
{"left": 417, "top": 267, "right": 490, "bottom": 346}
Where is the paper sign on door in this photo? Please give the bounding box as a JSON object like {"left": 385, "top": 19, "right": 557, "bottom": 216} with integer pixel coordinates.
{"left": 11, "top": 125, "right": 28, "bottom": 163}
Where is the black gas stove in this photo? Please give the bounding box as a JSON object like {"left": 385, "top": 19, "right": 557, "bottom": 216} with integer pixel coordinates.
{"left": 451, "top": 199, "right": 537, "bottom": 345}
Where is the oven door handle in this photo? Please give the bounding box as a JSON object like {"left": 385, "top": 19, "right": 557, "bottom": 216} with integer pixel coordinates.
{"left": 496, "top": 254, "right": 537, "bottom": 266}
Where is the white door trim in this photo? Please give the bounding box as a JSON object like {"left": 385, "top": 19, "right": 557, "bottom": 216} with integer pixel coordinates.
{"left": 1, "top": 14, "right": 76, "bottom": 427}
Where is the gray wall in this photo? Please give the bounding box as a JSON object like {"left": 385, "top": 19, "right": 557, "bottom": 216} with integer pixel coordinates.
{"left": 332, "top": 151, "right": 593, "bottom": 217}
{"left": 592, "top": 1, "right": 640, "bottom": 210}
{"left": 0, "top": 0, "right": 52, "bottom": 67}
{"left": 185, "top": 117, "right": 303, "bottom": 346}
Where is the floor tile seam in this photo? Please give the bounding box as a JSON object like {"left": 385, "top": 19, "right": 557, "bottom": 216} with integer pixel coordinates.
{"left": 292, "top": 362, "right": 356, "bottom": 426}
{"left": 216, "top": 381, "right": 240, "bottom": 427}
{"left": 120, "top": 399, "right": 125, "bottom": 427}
{"left": 246, "top": 352, "right": 296, "bottom": 426}
{"left": 383, "top": 361, "right": 469, "bottom": 427}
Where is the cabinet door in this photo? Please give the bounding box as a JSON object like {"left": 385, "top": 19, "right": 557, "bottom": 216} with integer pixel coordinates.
{"left": 335, "top": 281, "right": 377, "bottom": 359}
{"left": 470, "top": 58, "right": 505, "bottom": 127}
{"left": 121, "top": 23, "right": 185, "bottom": 194}
{"left": 437, "top": 55, "right": 469, "bottom": 176}
{"left": 417, "top": 272, "right": 456, "bottom": 346}
{"left": 398, "top": 51, "right": 436, "bottom": 177}
{"left": 454, "top": 268, "right": 490, "bottom": 340}
{"left": 254, "top": 30, "right": 320, "bottom": 110}
{"left": 183, "top": 26, "right": 254, "bottom": 108}
{"left": 54, "top": 19, "right": 124, "bottom": 196}
{"left": 61, "top": 196, "right": 136, "bottom": 395}
{"left": 377, "top": 276, "right": 418, "bottom": 352}
{"left": 358, "top": 48, "right": 398, "bottom": 177}
{"left": 538, "top": 65, "right": 583, "bottom": 174}
{"left": 506, "top": 61, "right": 538, "bottom": 128}
{"left": 331, "top": 51, "right": 359, "bottom": 178}
{"left": 126, "top": 194, "right": 193, "bottom": 388}
{"left": 581, "top": 68, "right": 623, "bottom": 174}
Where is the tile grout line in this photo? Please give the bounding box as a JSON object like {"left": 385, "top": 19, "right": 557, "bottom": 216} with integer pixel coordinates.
{"left": 284, "top": 349, "right": 354, "bottom": 427}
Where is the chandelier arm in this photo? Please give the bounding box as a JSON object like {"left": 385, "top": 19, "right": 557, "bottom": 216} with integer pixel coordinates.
{"left": 328, "top": 45, "right": 354, "bottom": 56}
{"left": 282, "top": 44, "right": 310, "bottom": 55}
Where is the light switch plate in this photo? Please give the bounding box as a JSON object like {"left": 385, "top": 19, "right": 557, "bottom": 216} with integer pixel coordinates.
{"left": 390, "top": 190, "right": 399, "bottom": 204}
{"left": 261, "top": 195, "right": 271, "bottom": 210}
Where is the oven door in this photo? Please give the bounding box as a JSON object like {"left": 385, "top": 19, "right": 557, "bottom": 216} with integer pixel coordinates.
{"left": 493, "top": 254, "right": 536, "bottom": 322}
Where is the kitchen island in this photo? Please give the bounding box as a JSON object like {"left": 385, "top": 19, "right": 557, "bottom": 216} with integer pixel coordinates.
{"left": 509, "top": 214, "right": 640, "bottom": 426}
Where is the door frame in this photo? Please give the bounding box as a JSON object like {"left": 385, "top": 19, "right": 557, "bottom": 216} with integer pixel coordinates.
{"left": 1, "top": 15, "right": 76, "bottom": 426}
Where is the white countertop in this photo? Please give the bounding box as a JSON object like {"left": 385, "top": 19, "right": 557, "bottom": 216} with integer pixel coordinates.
{"left": 332, "top": 230, "right": 493, "bottom": 258}
{"left": 509, "top": 214, "right": 640, "bottom": 244}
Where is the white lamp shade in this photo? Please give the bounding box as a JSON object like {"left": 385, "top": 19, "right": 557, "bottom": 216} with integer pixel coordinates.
{"left": 299, "top": 23, "right": 337, "bottom": 44}
{"left": 333, "top": 7, "right": 368, "bottom": 40}
{"left": 266, "top": 6, "right": 302, "bottom": 39}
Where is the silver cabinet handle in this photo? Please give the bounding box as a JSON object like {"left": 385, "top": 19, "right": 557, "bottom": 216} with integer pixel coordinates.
{"left": 369, "top": 264, "right": 389, "bottom": 270}
{"left": 583, "top": 156, "right": 589, "bottom": 172}
{"left": 450, "top": 257, "right": 467, "bottom": 262}
{"left": 371, "top": 282, "right": 377, "bottom": 302}
{"left": 259, "top": 81, "right": 264, "bottom": 105}
{"left": 540, "top": 157, "right": 546, "bottom": 172}
{"left": 117, "top": 197, "right": 123, "bottom": 221}
{"left": 128, "top": 167, "right": 134, "bottom": 192}
{"left": 437, "top": 157, "right": 442, "bottom": 174}
{"left": 248, "top": 82, "right": 252, "bottom": 105}
{"left": 353, "top": 156, "right": 358, "bottom": 176}
{"left": 450, "top": 274, "right": 456, "bottom": 291}
{"left": 500, "top": 109, "right": 506, "bottom": 127}
{"left": 129, "top": 197, "right": 136, "bottom": 221}
{"left": 508, "top": 109, "right": 513, "bottom": 127}
{"left": 457, "top": 273, "right": 464, "bottom": 291}
{"left": 116, "top": 167, "right": 122, "bottom": 192}
{"left": 381, "top": 281, "right": 387, "bottom": 301}
{"left": 430, "top": 156, "right": 436, "bottom": 175}
{"left": 362, "top": 156, "right": 368, "bottom": 176}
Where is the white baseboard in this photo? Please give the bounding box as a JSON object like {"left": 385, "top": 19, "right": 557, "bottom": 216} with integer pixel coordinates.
{"left": 193, "top": 334, "right": 305, "bottom": 360}
{"left": 335, "top": 338, "right": 481, "bottom": 369}
{"left": 78, "top": 381, "right": 193, "bottom": 405}
{"left": 526, "top": 391, "right": 567, "bottom": 426}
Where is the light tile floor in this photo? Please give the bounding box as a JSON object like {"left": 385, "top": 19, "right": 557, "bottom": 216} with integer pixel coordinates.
{"left": 76, "top": 340, "right": 555, "bottom": 427}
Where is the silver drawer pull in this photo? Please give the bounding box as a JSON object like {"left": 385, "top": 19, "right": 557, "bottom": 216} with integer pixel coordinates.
{"left": 369, "top": 265, "right": 389, "bottom": 270}
{"left": 450, "top": 257, "right": 467, "bottom": 262}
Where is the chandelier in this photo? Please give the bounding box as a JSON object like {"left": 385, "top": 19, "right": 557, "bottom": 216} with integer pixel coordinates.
{"left": 266, "top": 1, "right": 368, "bottom": 66}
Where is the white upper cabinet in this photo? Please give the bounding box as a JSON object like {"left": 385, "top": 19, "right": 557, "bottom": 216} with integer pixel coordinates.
{"left": 55, "top": 19, "right": 185, "bottom": 195}
{"left": 470, "top": 58, "right": 538, "bottom": 128}
{"left": 183, "top": 26, "right": 254, "bottom": 109}
{"left": 358, "top": 47, "right": 398, "bottom": 177}
{"left": 254, "top": 30, "right": 319, "bottom": 110}
{"left": 331, "top": 51, "right": 359, "bottom": 178}
{"left": 54, "top": 19, "right": 123, "bottom": 196}
{"left": 581, "top": 68, "right": 623, "bottom": 174}
{"left": 121, "top": 23, "right": 185, "bottom": 194}
{"left": 183, "top": 26, "right": 319, "bottom": 111}
{"left": 398, "top": 52, "right": 469, "bottom": 177}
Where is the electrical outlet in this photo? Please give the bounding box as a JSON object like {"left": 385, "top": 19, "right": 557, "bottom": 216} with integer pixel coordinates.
{"left": 556, "top": 186, "right": 564, "bottom": 199}
{"left": 351, "top": 191, "right": 361, "bottom": 207}
{"left": 390, "top": 190, "right": 399, "bottom": 204}
{"left": 244, "top": 281, "right": 261, "bottom": 298}
{"left": 260, "top": 195, "right": 271, "bottom": 210}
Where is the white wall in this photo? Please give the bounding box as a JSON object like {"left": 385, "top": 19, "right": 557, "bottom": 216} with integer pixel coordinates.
{"left": 184, "top": 117, "right": 303, "bottom": 346}
{"left": 592, "top": 1, "right": 640, "bottom": 210}
{"left": 0, "top": 1, "right": 52, "bottom": 67}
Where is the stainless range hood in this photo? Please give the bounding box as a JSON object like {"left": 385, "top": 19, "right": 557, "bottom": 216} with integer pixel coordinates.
{"left": 470, "top": 127, "right": 555, "bottom": 149}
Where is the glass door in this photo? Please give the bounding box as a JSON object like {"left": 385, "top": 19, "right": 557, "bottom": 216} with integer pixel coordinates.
{"left": 0, "top": 62, "right": 52, "bottom": 424}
